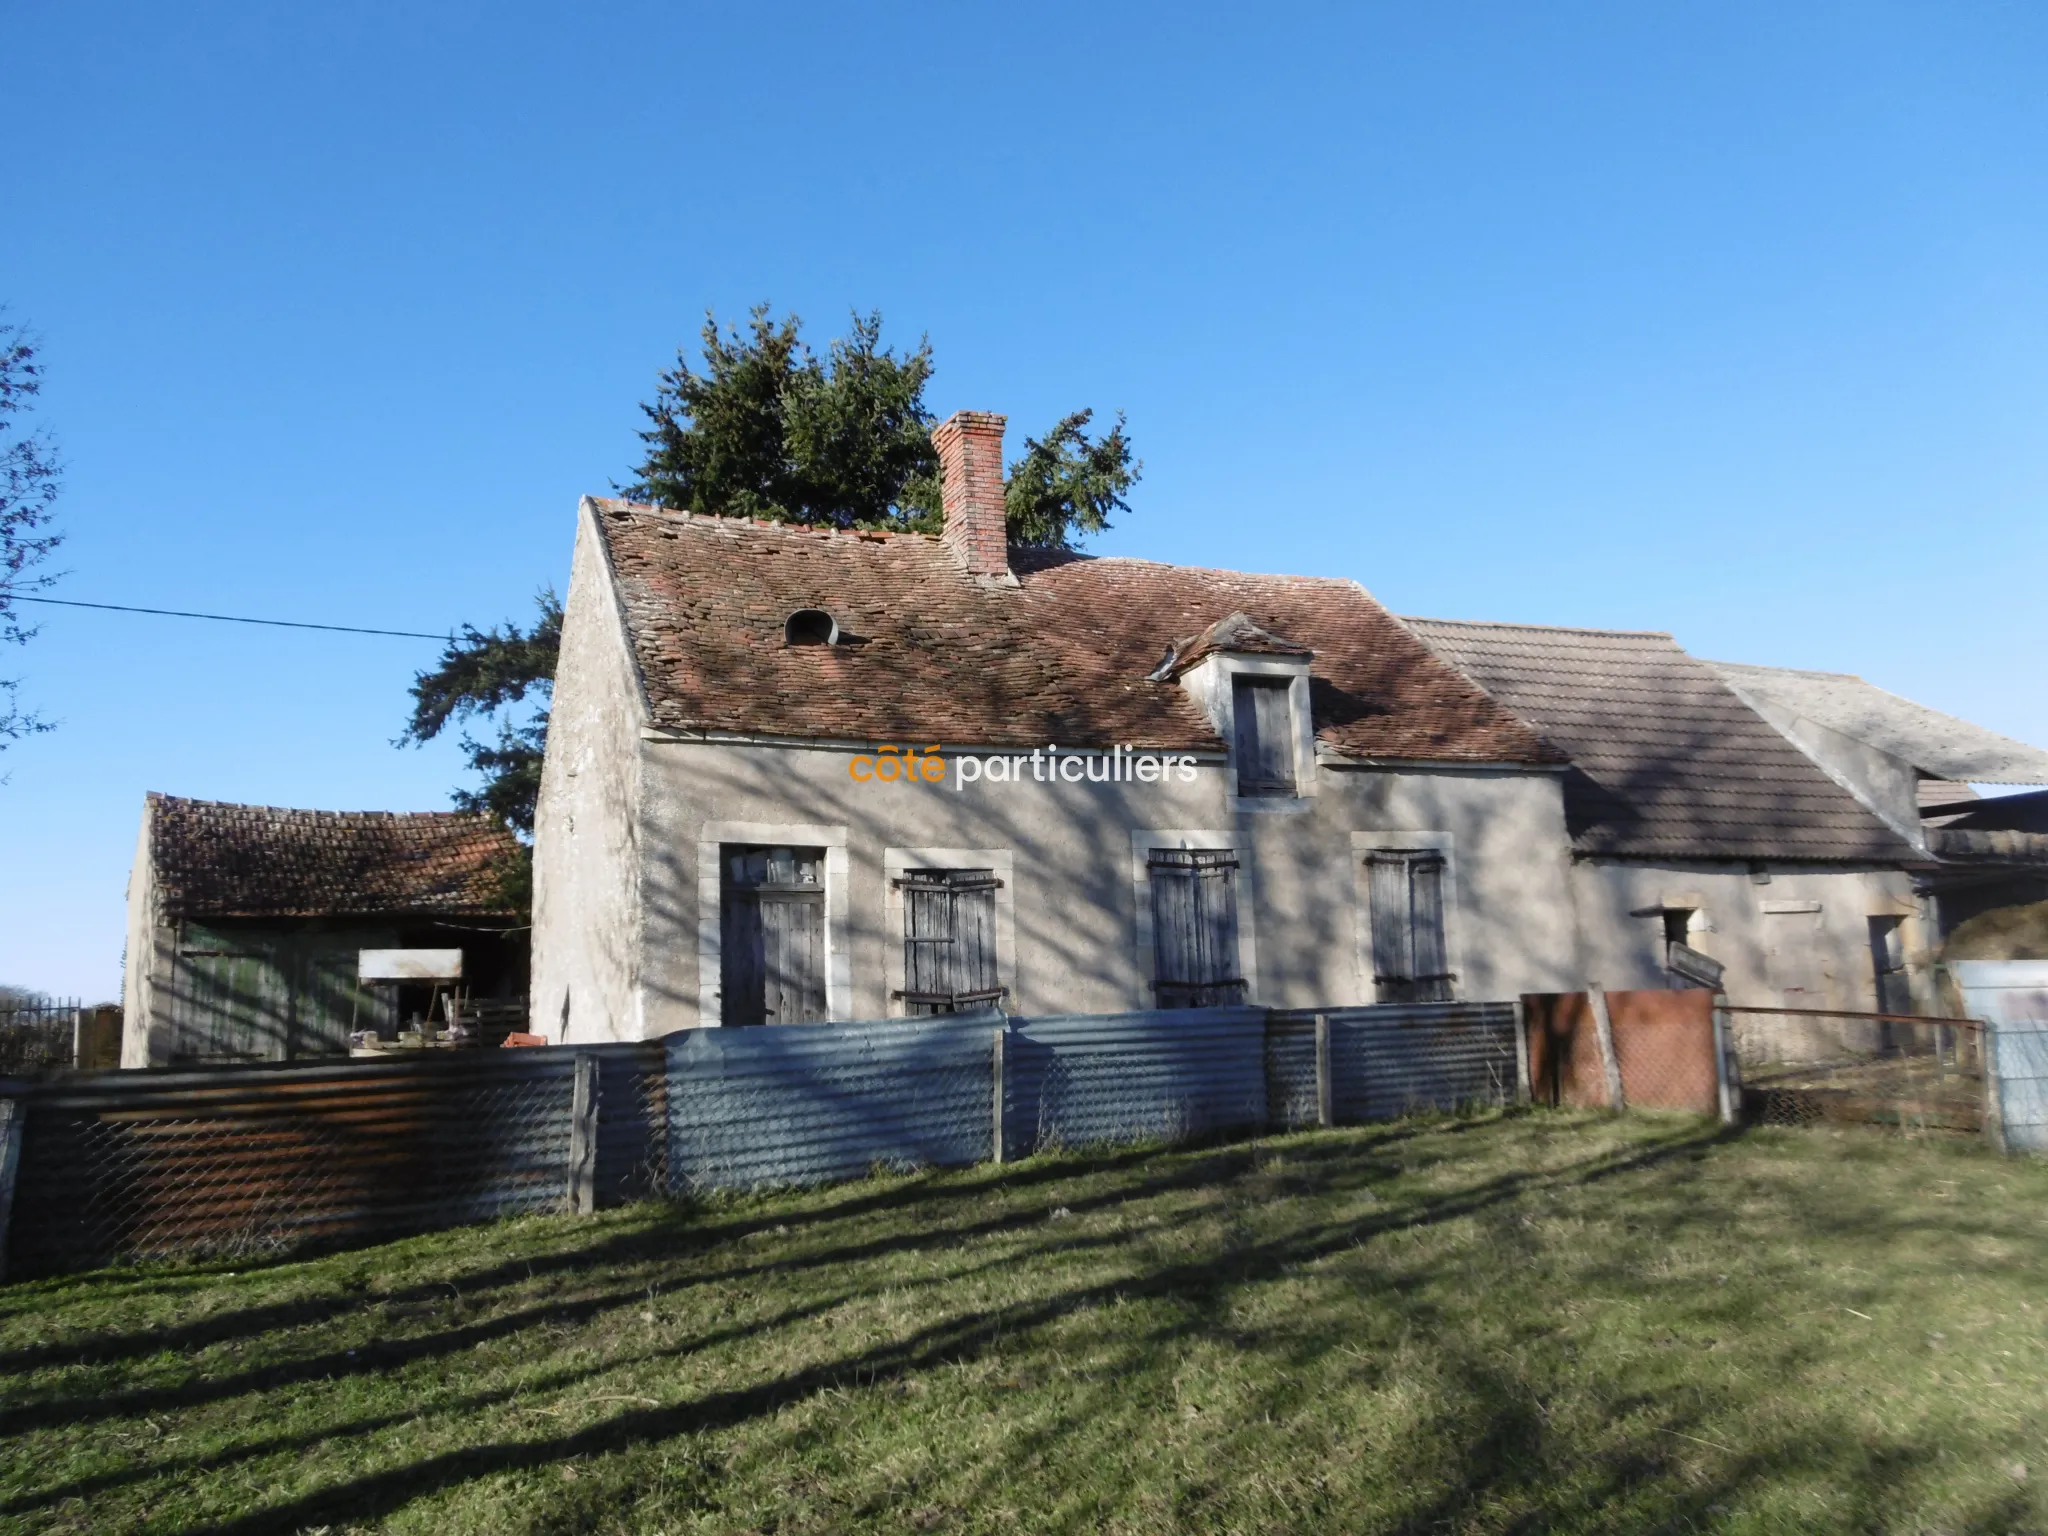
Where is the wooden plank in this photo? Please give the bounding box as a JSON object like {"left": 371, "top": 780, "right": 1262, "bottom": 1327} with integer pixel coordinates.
{"left": 568, "top": 1053, "right": 598, "bottom": 1215}
{"left": 721, "top": 891, "right": 754, "bottom": 1026}
{"left": 962, "top": 881, "right": 998, "bottom": 999}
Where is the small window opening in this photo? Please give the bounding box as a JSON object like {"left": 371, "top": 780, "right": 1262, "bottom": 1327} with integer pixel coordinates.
{"left": 785, "top": 609, "right": 839, "bottom": 647}
{"left": 1661, "top": 909, "right": 1693, "bottom": 947}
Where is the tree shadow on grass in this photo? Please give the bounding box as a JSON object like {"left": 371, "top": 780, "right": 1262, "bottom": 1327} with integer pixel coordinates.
{"left": 0, "top": 1119, "right": 1460, "bottom": 1381}
{"left": 158, "top": 1124, "right": 1737, "bottom": 1534}
{"left": 15, "top": 1116, "right": 2044, "bottom": 1534}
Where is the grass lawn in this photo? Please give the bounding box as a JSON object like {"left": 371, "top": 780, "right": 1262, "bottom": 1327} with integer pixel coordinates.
{"left": 4, "top": 1110, "right": 2048, "bottom": 1534}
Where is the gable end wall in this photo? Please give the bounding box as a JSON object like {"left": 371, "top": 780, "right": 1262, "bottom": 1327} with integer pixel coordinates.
{"left": 532, "top": 499, "right": 648, "bottom": 1043}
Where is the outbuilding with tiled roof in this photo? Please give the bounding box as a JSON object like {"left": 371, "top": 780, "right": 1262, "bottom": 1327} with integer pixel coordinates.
{"left": 1400, "top": 616, "right": 1941, "bottom": 1019}
{"left": 123, "top": 795, "right": 528, "bottom": 1065}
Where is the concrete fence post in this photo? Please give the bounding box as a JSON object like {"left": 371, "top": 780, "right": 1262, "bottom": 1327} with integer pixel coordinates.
{"left": 1710, "top": 997, "right": 1739, "bottom": 1125}
{"left": 0, "top": 1099, "right": 23, "bottom": 1282}
{"left": 568, "top": 1053, "right": 599, "bottom": 1215}
{"left": 1512, "top": 998, "right": 1533, "bottom": 1104}
{"left": 1589, "top": 987, "right": 1626, "bottom": 1112}
{"left": 1314, "top": 1013, "right": 1333, "bottom": 1128}
{"left": 991, "top": 1027, "right": 1007, "bottom": 1164}
{"left": 1983, "top": 1022, "right": 2008, "bottom": 1155}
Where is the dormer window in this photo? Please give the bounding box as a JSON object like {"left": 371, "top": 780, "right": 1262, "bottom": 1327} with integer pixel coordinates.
{"left": 784, "top": 609, "right": 839, "bottom": 647}
{"left": 1231, "top": 676, "right": 1298, "bottom": 796}
{"left": 1154, "top": 612, "right": 1315, "bottom": 808}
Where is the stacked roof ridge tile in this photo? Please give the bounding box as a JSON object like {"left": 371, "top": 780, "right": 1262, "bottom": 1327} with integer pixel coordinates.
{"left": 1399, "top": 618, "right": 1919, "bottom": 863}
{"left": 591, "top": 499, "right": 1560, "bottom": 765}
{"left": 149, "top": 794, "right": 521, "bottom": 919}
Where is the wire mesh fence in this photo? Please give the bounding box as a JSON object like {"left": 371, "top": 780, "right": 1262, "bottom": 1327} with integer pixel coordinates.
{"left": 1524, "top": 989, "right": 1724, "bottom": 1115}
{"left": 1729, "top": 1007, "right": 1986, "bottom": 1136}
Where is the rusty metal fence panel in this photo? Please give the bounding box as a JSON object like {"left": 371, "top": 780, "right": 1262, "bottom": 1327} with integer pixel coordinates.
{"left": 3, "top": 1051, "right": 592, "bottom": 1277}
{"left": 666, "top": 1016, "right": 995, "bottom": 1192}
{"left": 1000, "top": 1008, "right": 1267, "bottom": 1159}
{"left": 1308, "top": 1002, "right": 1520, "bottom": 1121}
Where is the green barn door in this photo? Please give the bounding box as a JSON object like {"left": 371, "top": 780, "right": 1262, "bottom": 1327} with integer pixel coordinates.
{"left": 175, "top": 942, "right": 290, "bottom": 1061}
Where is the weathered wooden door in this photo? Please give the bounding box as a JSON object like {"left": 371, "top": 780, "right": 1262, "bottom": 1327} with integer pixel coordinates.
{"left": 898, "top": 869, "right": 1003, "bottom": 1014}
{"left": 721, "top": 845, "right": 827, "bottom": 1026}
{"left": 1148, "top": 849, "right": 1245, "bottom": 1007}
{"left": 1868, "top": 916, "right": 1912, "bottom": 1017}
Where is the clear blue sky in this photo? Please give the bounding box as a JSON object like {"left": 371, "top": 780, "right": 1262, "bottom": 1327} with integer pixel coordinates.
{"left": 2, "top": 2, "right": 2044, "bottom": 1000}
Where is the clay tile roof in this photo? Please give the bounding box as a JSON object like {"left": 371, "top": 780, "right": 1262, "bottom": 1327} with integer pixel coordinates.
{"left": 590, "top": 501, "right": 1561, "bottom": 765}
{"left": 1164, "top": 611, "right": 1312, "bottom": 676}
{"left": 1400, "top": 618, "right": 1920, "bottom": 863}
{"left": 147, "top": 794, "right": 522, "bottom": 920}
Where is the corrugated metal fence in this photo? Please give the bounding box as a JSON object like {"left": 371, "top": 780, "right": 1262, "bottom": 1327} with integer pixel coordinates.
{"left": 668, "top": 1016, "right": 995, "bottom": 1191}
{"left": 1001, "top": 1008, "right": 1270, "bottom": 1159}
{"left": 0, "top": 1002, "right": 1521, "bottom": 1279}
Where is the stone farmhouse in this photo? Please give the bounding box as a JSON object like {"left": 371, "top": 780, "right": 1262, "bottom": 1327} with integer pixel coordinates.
{"left": 533, "top": 408, "right": 2039, "bottom": 1042}
{"left": 534, "top": 411, "right": 1587, "bottom": 1041}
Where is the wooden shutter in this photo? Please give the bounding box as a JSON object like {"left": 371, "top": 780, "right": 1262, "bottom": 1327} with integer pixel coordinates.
{"left": 897, "top": 869, "right": 1004, "bottom": 1014}
{"left": 1367, "top": 850, "right": 1453, "bottom": 1004}
{"left": 1232, "top": 677, "right": 1296, "bottom": 796}
{"left": 1148, "top": 849, "right": 1246, "bottom": 1007}
{"left": 1367, "top": 855, "right": 1411, "bottom": 997}
{"left": 1408, "top": 855, "right": 1451, "bottom": 1001}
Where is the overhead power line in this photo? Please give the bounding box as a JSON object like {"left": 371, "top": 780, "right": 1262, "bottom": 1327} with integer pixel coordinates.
{"left": 6, "top": 595, "right": 452, "bottom": 642}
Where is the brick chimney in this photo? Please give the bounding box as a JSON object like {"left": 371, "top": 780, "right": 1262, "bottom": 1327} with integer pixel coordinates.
{"left": 932, "top": 410, "right": 1010, "bottom": 580}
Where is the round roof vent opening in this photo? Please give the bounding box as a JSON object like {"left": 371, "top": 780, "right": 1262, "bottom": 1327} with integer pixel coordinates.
{"left": 785, "top": 609, "right": 839, "bottom": 647}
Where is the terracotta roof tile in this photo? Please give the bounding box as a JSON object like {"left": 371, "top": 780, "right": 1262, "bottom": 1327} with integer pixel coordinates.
{"left": 148, "top": 794, "right": 522, "bottom": 919}
{"left": 592, "top": 501, "right": 1559, "bottom": 765}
